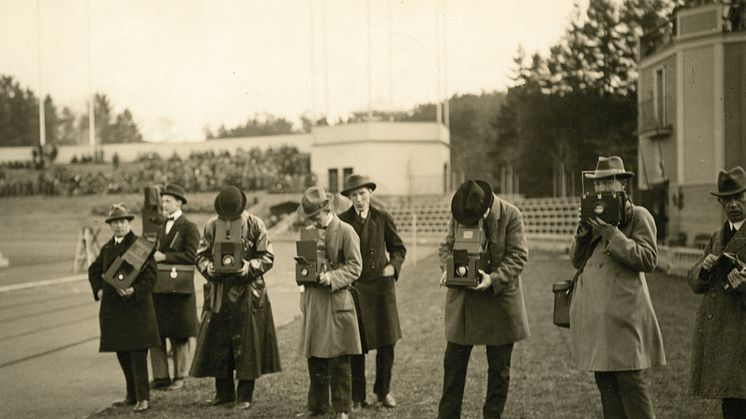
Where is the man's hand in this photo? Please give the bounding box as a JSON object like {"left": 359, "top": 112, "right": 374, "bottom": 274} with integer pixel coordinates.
{"left": 153, "top": 251, "right": 166, "bottom": 262}
{"left": 439, "top": 271, "right": 447, "bottom": 286}
{"left": 299, "top": 292, "right": 305, "bottom": 313}
{"left": 473, "top": 269, "right": 492, "bottom": 291}
{"left": 206, "top": 261, "right": 216, "bottom": 278}
{"left": 240, "top": 260, "right": 251, "bottom": 277}
{"left": 726, "top": 268, "right": 746, "bottom": 291}
{"left": 117, "top": 287, "right": 134, "bottom": 298}
{"left": 701, "top": 254, "right": 719, "bottom": 271}
{"left": 383, "top": 264, "right": 395, "bottom": 277}
{"left": 319, "top": 272, "right": 331, "bottom": 287}
{"left": 96, "top": 289, "right": 103, "bottom": 300}
{"left": 588, "top": 217, "right": 617, "bottom": 241}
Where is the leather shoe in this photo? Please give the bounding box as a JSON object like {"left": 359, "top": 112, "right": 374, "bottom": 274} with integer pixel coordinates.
{"left": 235, "top": 401, "right": 251, "bottom": 410}
{"left": 203, "top": 397, "right": 234, "bottom": 407}
{"left": 150, "top": 378, "right": 171, "bottom": 390}
{"left": 167, "top": 378, "right": 185, "bottom": 391}
{"left": 111, "top": 398, "right": 135, "bottom": 407}
{"left": 334, "top": 413, "right": 349, "bottom": 419}
{"left": 352, "top": 400, "right": 370, "bottom": 410}
{"left": 133, "top": 400, "right": 149, "bottom": 412}
{"left": 379, "top": 393, "right": 397, "bottom": 408}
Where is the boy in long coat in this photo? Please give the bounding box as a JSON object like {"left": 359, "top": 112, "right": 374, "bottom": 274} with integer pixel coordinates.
{"left": 570, "top": 156, "right": 666, "bottom": 419}
{"left": 150, "top": 183, "right": 200, "bottom": 390}
{"left": 688, "top": 166, "right": 746, "bottom": 419}
{"left": 88, "top": 203, "right": 160, "bottom": 413}
{"left": 437, "top": 179, "right": 530, "bottom": 419}
{"left": 339, "top": 174, "right": 406, "bottom": 409}
{"left": 190, "top": 186, "right": 281, "bottom": 410}
{"left": 298, "top": 186, "right": 363, "bottom": 419}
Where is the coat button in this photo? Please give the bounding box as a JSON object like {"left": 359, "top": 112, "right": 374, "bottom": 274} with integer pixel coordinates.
{"left": 369, "top": 250, "right": 374, "bottom": 255}
{"left": 708, "top": 314, "right": 713, "bottom": 320}
{"left": 711, "top": 292, "right": 717, "bottom": 298}
{"left": 370, "top": 264, "right": 375, "bottom": 269}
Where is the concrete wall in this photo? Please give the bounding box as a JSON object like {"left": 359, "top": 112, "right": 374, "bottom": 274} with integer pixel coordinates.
{"left": 682, "top": 45, "right": 717, "bottom": 184}
{"left": 724, "top": 42, "right": 746, "bottom": 168}
{"left": 310, "top": 122, "right": 450, "bottom": 196}
{"left": 0, "top": 134, "right": 313, "bottom": 164}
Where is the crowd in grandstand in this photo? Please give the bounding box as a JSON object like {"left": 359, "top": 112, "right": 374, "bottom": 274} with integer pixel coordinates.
{"left": 0, "top": 147, "right": 311, "bottom": 198}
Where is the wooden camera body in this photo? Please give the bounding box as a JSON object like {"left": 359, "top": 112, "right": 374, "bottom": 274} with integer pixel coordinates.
{"left": 103, "top": 237, "right": 156, "bottom": 290}
{"left": 142, "top": 185, "right": 164, "bottom": 242}
{"left": 581, "top": 191, "right": 626, "bottom": 226}
{"left": 212, "top": 218, "right": 244, "bottom": 274}
{"left": 446, "top": 223, "right": 489, "bottom": 287}
{"left": 295, "top": 228, "right": 328, "bottom": 286}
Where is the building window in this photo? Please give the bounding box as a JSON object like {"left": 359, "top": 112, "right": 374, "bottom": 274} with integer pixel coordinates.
{"left": 342, "top": 167, "right": 353, "bottom": 184}
{"left": 328, "top": 168, "right": 339, "bottom": 193}
{"left": 654, "top": 68, "right": 666, "bottom": 125}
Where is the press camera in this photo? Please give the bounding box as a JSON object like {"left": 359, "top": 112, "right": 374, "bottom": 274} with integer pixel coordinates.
{"left": 142, "top": 185, "right": 164, "bottom": 241}
{"left": 700, "top": 252, "right": 743, "bottom": 294}
{"left": 103, "top": 236, "right": 156, "bottom": 290}
{"left": 445, "top": 222, "right": 490, "bottom": 287}
{"left": 212, "top": 218, "right": 244, "bottom": 274}
{"left": 581, "top": 191, "right": 627, "bottom": 226}
{"left": 294, "top": 228, "right": 328, "bottom": 285}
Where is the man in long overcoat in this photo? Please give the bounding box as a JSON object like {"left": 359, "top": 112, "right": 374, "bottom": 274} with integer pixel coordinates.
{"left": 88, "top": 203, "right": 160, "bottom": 413}
{"left": 150, "top": 183, "right": 200, "bottom": 390}
{"left": 190, "top": 186, "right": 281, "bottom": 410}
{"left": 688, "top": 166, "right": 746, "bottom": 419}
{"left": 298, "top": 186, "right": 363, "bottom": 419}
{"left": 338, "top": 174, "right": 406, "bottom": 409}
{"left": 570, "top": 156, "right": 666, "bottom": 419}
{"left": 437, "top": 179, "right": 530, "bottom": 418}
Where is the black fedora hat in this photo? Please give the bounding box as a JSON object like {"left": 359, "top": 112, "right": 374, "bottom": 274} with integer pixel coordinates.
{"left": 711, "top": 166, "right": 746, "bottom": 197}
{"left": 584, "top": 156, "right": 635, "bottom": 180}
{"left": 340, "top": 174, "right": 377, "bottom": 197}
{"left": 299, "top": 186, "right": 333, "bottom": 217}
{"left": 451, "top": 180, "right": 494, "bottom": 226}
{"left": 214, "top": 186, "right": 247, "bottom": 220}
{"left": 105, "top": 202, "right": 136, "bottom": 224}
{"left": 161, "top": 183, "right": 188, "bottom": 204}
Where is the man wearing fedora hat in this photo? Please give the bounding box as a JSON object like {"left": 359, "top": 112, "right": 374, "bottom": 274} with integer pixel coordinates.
{"left": 437, "top": 179, "right": 530, "bottom": 418}
{"left": 297, "top": 185, "right": 363, "bottom": 419}
{"left": 338, "top": 174, "right": 406, "bottom": 410}
{"left": 570, "top": 156, "right": 665, "bottom": 419}
{"left": 688, "top": 166, "right": 746, "bottom": 419}
{"left": 149, "top": 184, "right": 200, "bottom": 391}
{"left": 88, "top": 203, "right": 160, "bottom": 412}
{"left": 190, "top": 186, "right": 281, "bottom": 411}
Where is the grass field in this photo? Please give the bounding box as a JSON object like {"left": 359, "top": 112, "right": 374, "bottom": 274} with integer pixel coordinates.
{"left": 91, "top": 251, "right": 719, "bottom": 419}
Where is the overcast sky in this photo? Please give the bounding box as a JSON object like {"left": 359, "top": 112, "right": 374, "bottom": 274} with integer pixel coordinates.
{"left": 0, "top": 0, "right": 587, "bottom": 142}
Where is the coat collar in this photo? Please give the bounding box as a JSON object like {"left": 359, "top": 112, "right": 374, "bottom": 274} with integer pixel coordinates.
{"left": 724, "top": 221, "right": 746, "bottom": 254}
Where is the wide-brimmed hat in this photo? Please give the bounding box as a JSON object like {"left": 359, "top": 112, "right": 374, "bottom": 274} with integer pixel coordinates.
{"left": 340, "top": 174, "right": 377, "bottom": 197}
{"left": 105, "top": 202, "right": 136, "bottom": 224}
{"left": 711, "top": 166, "right": 746, "bottom": 197}
{"left": 451, "top": 180, "right": 494, "bottom": 226}
{"left": 584, "top": 156, "right": 635, "bottom": 179}
{"left": 299, "top": 186, "right": 333, "bottom": 217}
{"left": 214, "top": 186, "right": 247, "bottom": 220}
{"left": 161, "top": 183, "right": 188, "bottom": 204}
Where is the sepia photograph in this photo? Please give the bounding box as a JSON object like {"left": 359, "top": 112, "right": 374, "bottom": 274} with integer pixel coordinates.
{"left": 0, "top": 0, "right": 745, "bottom": 417}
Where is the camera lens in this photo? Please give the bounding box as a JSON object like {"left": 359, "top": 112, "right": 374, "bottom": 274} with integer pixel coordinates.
{"left": 456, "top": 265, "right": 467, "bottom": 277}
{"left": 300, "top": 268, "right": 309, "bottom": 276}
{"left": 222, "top": 255, "right": 234, "bottom": 266}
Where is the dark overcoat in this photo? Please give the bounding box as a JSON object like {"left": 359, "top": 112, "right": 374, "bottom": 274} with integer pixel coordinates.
{"left": 190, "top": 212, "right": 281, "bottom": 380}
{"left": 299, "top": 215, "right": 363, "bottom": 358}
{"left": 88, "top": 231, "right": 161, "bottom": 352}
{"left": 438, "top": 195, "right": 530, "bottom": 346}
{"left": 569, "top": 203, "right": 666, "bottom": 371}
{"left": 688, "top": 222, "right": 746, "bottom": 398}
{"left": 152, "top": 214, "right": 200, "bottom": 338}
{"left": 339, "top": 205, "right": 406, "bottom": 349}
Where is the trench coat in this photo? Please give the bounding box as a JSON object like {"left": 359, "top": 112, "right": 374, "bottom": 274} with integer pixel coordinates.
{"left": 438, "top": 195, "right": 530, "bottom": 346}
{"left": 687, "top": 222, "right": 746, "bottom": 398}
{"left": 190, "top": 212, "right": 281, "bottom": 380}
{"left": 569, "top": 203, "right": 666, "bottom": 371}
{"left": 152, "top": 214, "right": 200, "bottom": 338}
{"left": 339, "top": 205, "right": 406, "bottom": 350}
{"left": 299, "top": 215, "right": 363, "bottom": 358}
{"left": 88, "top": 231, "right": 161, "bottom": 352}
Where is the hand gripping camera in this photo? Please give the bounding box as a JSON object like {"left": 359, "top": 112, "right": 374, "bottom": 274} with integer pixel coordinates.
{"left": 142, "top": 185, "right": 164, "bottom": 241}
{"left": 581, "top": 191, "right": 627, "bottom": 226}
{"left": 700, "top": 252, "right": 743, "bottom": 295}
{"left": 103, "top": 236, "right": 156, "bottom": 290}
{"left": 446, "top": 221, "right": 490, "bottom": 287}
{"left": 212, "top": 218, "right": 244, "bottom": 274}
{"left": 294, "top": 228, "right": 328, "bottom": 285}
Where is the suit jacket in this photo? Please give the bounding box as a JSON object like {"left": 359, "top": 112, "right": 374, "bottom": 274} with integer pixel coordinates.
{"left": 299, "top": 215, "right": 363, "bottom": 358}
{"left": 438, "top": 195, "right": 530, "bottom": 346}
{"left": 88, "top": 231, "right": 160, "bottom": 352}
{"left": 152, "top": 214, "right": 200, "bottom": 337}
{"left": 687, "top": 222, "right": 746, "bottom": 398}
{"left": 339, "top": 205, "right": 406, "bottom": 349}
{"left": 569, "top": 203, "right": 666, "bottom": 371}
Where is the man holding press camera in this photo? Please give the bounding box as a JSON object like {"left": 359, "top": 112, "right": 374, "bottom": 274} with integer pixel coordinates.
{"left": 437, "top": 179, "right": 529, "bottom": 419}
{"left": 570, "top": 156, "right": 665, "bottom": 419}
{"left": 190, "top": 186, "right": 281, "bottom": 410}
{"left": 688, "top": 166, "right": 746, "bottom": 419}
